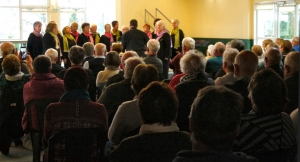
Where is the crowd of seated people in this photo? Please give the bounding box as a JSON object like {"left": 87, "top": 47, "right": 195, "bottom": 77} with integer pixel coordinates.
{"left": 0, "top": 18, "right": 298, "bottom": 162}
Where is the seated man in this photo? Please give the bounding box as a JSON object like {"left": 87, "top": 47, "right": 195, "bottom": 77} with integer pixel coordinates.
{"left": 109, "top": 81, "right": 191, "bottom": 162}
{"left": 83, "top": 43, "right": 106, "bottom": 79}
{"left": 43, "top": 67, "right": 108, "bottom": 162}
{"left": 173, "top": 86, "right": 258, "bottom": 162}
{"left": 144, "top": 39, "right": 164, "bottom": 80}
{"left": 45, "top": 48, "right": 65, "bottom": 77}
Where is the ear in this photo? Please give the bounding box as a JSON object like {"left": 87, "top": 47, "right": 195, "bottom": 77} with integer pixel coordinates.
{"left": 223, "top": 61, "right": 227, "bottom": 70}
{"left": 284, "top": 65, "right": 291, "bottom": 74}
{"left": 264, "top": 57, "right": 269, "bottom": 66}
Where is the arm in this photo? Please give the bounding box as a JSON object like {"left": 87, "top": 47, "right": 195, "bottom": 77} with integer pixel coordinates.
{"left": 162, "top": 33, "right": 171, "bottom": 60}
{"left": 108, "top": 104, "right": 127, "bottom": 145}
{"left": 26, "top": 33, "right": 34, "bottom": 54}
{"left": 25, "top": 55, "right": 34, "bottom": 74}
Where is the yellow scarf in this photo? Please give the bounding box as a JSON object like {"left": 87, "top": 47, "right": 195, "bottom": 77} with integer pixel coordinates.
{"left": 92, "top": 32, "right": 100, "bottom": 44}
{"left": 111, "top": 30, "right": 121, "bottom": 42}
{"left": 63, "top": 34, "right": 76, "bottom": 52}
{"left": 49, "top": 32, "right": 58, "bottom": 48}
{"left": 171, "top": 28, "right": 180, "bottom": 49}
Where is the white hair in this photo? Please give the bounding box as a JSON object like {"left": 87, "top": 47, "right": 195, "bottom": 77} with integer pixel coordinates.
{"left": 223, "top": 48, "right": 239, "bottom": 71}
{"left": 147, "top": 39, "right": 160, "bottom": 53}
{"left": 45, "top": 48, "right": 58, "bottom": 62}
{"left": 171, "top": 19, "right": 179, "bottom": 25}
{"left": 124, "top": 57, "right": 145, "bottom": 79}
{"left": 182, "top": 37, "right": 195, "bottom": 50}
{"left": 293, "top": 36, "right": 299, "bottom": 42}
{"left": 121, "top": 25, "right": 129, "bottom": 31}
{"left": 155, "top": 20, "right": 165, "bottom": 28}
{"left": 207, "top": 45, "right": 214, "bottom": 56}
{"left": 180, "top": 50, "right": 206, "bottom": 74}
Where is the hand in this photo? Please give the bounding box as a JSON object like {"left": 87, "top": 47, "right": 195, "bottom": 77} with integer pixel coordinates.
{"left": 26, "top": 55, "right": 33, "bottom": 66}
{"left": 164, "top": 57, "right": 169, "bottom": 60}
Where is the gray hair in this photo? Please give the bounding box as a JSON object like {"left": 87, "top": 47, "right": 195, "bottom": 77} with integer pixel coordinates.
{"left": 182, "top": 37, "right": 195, "bottom": 50}
{"left": 155, "top": 20, "right": 165, "bottom": 28}
{"left": 180, "top": 50, "right": 206, "bottom": 74}
{"left": 33, "top": 21, "right": 42, "bottom": 28}
{"left": 293, "top": 36, "right": 299, "bottom": 42}
{"left": 230, "top": 39, "right": 245, "bottom": 52}
{"left": 45, "top": 48, "right": 58, "bottom": 62}
{"left": 124, "top": 57, "right": 145, "bottom": 79}
{"left": 82, "top": 42, "right": 94, "bottom": 57}
{"left": 223, "top": 48, "right": 239, "bottom": 72}
{"left": 171, "top": 19, "right": 179, "bottom": 25}
{"left": 147, "top": 39, "right": 160, "bottom": 53}
{"left": 69, "top": 45, "right": 85, "bottom": 65}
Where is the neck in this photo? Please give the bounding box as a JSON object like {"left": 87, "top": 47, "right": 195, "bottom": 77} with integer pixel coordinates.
{"left": 71, "top": 63, "right": 82, "bottom": 67}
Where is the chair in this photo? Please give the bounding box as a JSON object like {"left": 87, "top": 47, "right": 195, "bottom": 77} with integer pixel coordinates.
{"left": 47, "top": 128, "right": 105, "bottom": 162}
{"left": 26, "top": 98, "right": 59, "bottom": 162}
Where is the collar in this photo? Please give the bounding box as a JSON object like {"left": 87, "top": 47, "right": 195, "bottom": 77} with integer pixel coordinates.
{"left": 95, "top": 56, "right": 105, "bottom": 58}
{"left": 5, "top": 72, "right": 24, "bottom": 81}
{"left": 139, "top": 122, "right": 179, "bottom": 134}
{"left": 31, "top": 73, "right": 57, "bottom": 80}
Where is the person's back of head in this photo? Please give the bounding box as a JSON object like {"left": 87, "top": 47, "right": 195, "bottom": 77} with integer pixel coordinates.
{"left": 284, "top": 51, "right": 299, "bottom": 78}
{"left": 190, "top": 86, "right": 243, "bottom": 150}
{"left": 214, "top": 42, "right": 225, "bottom": 56}
{"left": 248, "top": 68, "right": 287, "bottom": 116}
{"left": 45, "top": 48, "right": 58, "bottom": 64}
{"left": 283, "top": 40, "right": 292, "bottom": 53}
{"left": 230, "top": 39, "right": 245, "bottom": 52}
{"left": 292, "top": 36, "right": 299, "bottom": 47}
{"left": 94, "top": 43, "right": 106, "bottom": 56}
{"left": 121, "top": 51, "right": 138, "bottom": 66}
{"left": 223, "top": 48, "right": 239, "bottom": 72}
{"left": 262, "top": 39, "right": 273, "bottom": 52}
{"left": 182, "top": 37, "right": 195, "bottom": 52}
{"left": 251, "top": 45, "right": 263, "bottom": 57}
{"left": 104, "top": 51, "right": 120, "bottom": 68}
{"left": 111, "top": 43, "right": 123, "bottom": 54}
{"left": 147, "top": 39, "right": 160, "bottom": 54}
{"left": 82, "top": 42, "right": 94, "bottom": 57}
{"left": 266, "top": 42, "right": 279, "bottom": 50}
{"left": 131, "top": 64, "right": 159, "bottom": 95}
{"left": 130, "top": 19, "right": 138, "bottom": 27}
{"left": 234, "top": 50, "right": 258, "bottom": 77}
{"left": 69, "top": 45, "right": 85, "bottom": 65}
{"left": 64, "top": 67, "right": 88, "bottom": 91}
{"left": 180, "top": 50, "right": 206, "bottom": 75}
{"left": 0, "top": 42, "right": 16, "bottom": 58}
{"left": 2, "top": 54, "right": 21, "bottom": 76}
{"left": 124, "top": 57, "right": 145, "bottom": 79}
{"left": 264, "top": 48, "right": 281, "bottom": 67}
{"left": 138, "top": 81, "right": 178, "bottom": 126}
{"left": 33, "top": 55, "right": 52, "bottom": 74}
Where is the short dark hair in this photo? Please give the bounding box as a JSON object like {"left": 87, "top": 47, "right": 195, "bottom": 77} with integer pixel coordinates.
{"left": 131, "top": 64, "right": 159, "bottom": 95}
{"left": 81, "top": 22, "right": 90, "bottom": 30}
{"left": 2, "top": 54, "right": 20, "bottom": 76}
{"left": 69, "top": 45, "right": 85, "bottom": 65}
{"left": 64, "top": 67, "right": 89, "bottom": 91}
{"left": 153, "top": 18, "right": 161, "bottom": 26}
{"left": 230, "top": 39, "right": 245, "bottom": 52}
{"left": 111, "top": 20, "right": 118, "bottom": 27}
{"left": 248, "top": 68, "right": 287, "bottom": 116}
{"left": 190, "top": 86, "right": 243, "bottom": 149}
{"left": 104, "top": 51, "right": 120, "bottom": 67}
{"left": 138, "top": 81, "right": 178, "bottom": 126}
{"left": 130, "top": 19, "right": 138, "bottom": 27}
{"left": 33, "top": 55, "right": 52, "bottom": 73}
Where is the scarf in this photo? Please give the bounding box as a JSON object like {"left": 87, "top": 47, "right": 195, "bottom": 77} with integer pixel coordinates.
{"left": 63, "top": 34, "right": 76, "bottom": 52}
{"left": 92, "top": 32, "right": 100, "bottom": 44}
{"left": 71, "top": 31, "right": 79, "bottom": 42}
{"left": 139, "top": 122, "right": 179, "bottom": 134}
{"left": 105, "top": 32, "right": 114, "bottom": 43}
{"left": 180, "top": 72, "right": 208, "bottom": 83}
{"left": 5, "top": 72, "right": 24, "bottom": 81}
{"left": 146, "top": 31, "right": 152, "bottom": 39}
{"left": 156, "top": 29, "right": 169, "bottom": 41}
{"left": 49, "top": 31, "right": 59, "bottom": 49}
{"left": 33, "top": 30, "right": 42, "bottom": 37}
{"left": 111, "top": 30, "right": 121, "bottom": 42}
{"left": 171, "top": 28, "right": 180, "bottom": 49}
{"left": 83, "top": 32, "right": 94, "bottom": 45}
{"left": 60, "top": 89, "right": 90, "bottom": 102}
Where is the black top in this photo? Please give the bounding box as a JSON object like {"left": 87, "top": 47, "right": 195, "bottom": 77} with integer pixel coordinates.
{"left": 122, "top": 27, "right": 149, "bottom": 52}
{"left": 112, "top": 30, "right": 122, "bottom": 42}
{"left": 26, "top": 33, "right": 43, "bottom": 60}
{"left": 284, "top": 73, "right": 299, "bottom": 114}
{"left": 77, "top": 33, "right": 91, "bottom": 47}
{"left": 88, "top": 58, "right": 105, "bottom": 78}
{"left": 51, "top": 64, "right": 65, "bottom": 77}
{"left": 155, "top": 33, "right": 171, "bottom": 60}
{"left": 100, "top": 35, "right": 111, "bottom": 52}
{"left": 42, "top": 32, "right": 63, "bottom": 64}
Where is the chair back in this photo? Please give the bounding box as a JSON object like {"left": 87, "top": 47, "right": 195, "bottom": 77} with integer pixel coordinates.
{"left": 47, "top": 128, "right": 103, "bottom": 162}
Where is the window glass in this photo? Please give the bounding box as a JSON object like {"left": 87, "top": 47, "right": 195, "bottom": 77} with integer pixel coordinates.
{"left": 257, "top": 9, "right": 274, "bottom": 37}
{"left": 21, "top": 0, "right": 47, "bottom": 6}
{"left": 0, "top": 8, "right": 20, "bottom": 39}
{"left": 60, "top": 12, "right": 84, "bottom": 33}
{"left": 278, "top": 6, "right": 295, "bottom": 39}
{"left": 22, "top": 10, "right": 47, "bottom": 39}
{"left": 0, "top": 0, "right": 18, "bottom": 6}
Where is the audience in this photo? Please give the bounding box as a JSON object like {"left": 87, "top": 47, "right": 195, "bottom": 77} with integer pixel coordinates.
{"left": 291, "top": 36, "right": 299, "bottom": 51}
{"left": 174, "top": 86, "right": 258, "bottom": 162}
{"left": 205, "top": 42, "right": 225, "bottom": 79}
{"left": 57, "top": 45, "right": 96, "bottom": 101}
{"left": 264, "top": 48, "right": 283, "bottom": 78}
{"left": 251, "top": 45, "right": 264, "bottom": 64}
{"left": 233, "top": 69, "right": 296, "bottom": 161}
{"left": 224, "top": 50, "right": 258, "bottom": 114}
{"left": 43, "top": 67, "right": 108, "bottom": 162}
{"left": 99, "top": 57, "right": 144, "bottom": 126}
{"left": 144, "top": 39, "right": 164, "bottom": 80}
{"left": 0, "top": 54, "right": 30, "bottom": 155}
{"left": 230, "top": 39, "right": 245, "bottom": 52}
{"left": 83, "top": 43, "right": 106, "bottom": 79}
{"left": 82, "top": 42, "right": 95, "bottom": 65}
{"left": 283, "top": 51, "right": 299, "bottom": 114}
{"left": 290, "top": 108, "right": 298, "bottom": 140}
{"left": 109, "top": 81, "right": 191, "bottom": 162}
{"left": 45, "top": 48, "right": 65, "bottom": 77}
{"left": 262, "top": 39, "right": 273, "bottom": 53}
{"left": 175, "top": 50, "right": 214, "bottom": 132}
{"left": 214, "top": 48, "right": 238, "bottom": 85}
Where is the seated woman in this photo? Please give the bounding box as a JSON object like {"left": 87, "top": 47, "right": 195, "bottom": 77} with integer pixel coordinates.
{"left": 233, "top": 69, "right": 296, "bottom": 161}
{"left": 109, "top": 81, "right": 191, "bottom": 162}
{"left": 43, "top": 67, "right": 108, "bottom": 161}
{"left": 0, "top": 54, "right": 30, "bottom": 155}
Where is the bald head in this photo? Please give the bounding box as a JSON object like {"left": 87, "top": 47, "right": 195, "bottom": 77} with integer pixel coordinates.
{"left": 121, "top": 51, "right": 138, "bottom": 66}
{"left": 94, "top": 43, "right": 106, "bottom": 56}
{"left": 234, "top": 50, "right": 258, "bottom": 78}
{"left": 284, "top": 51, "right": 299, "bottom": 78}
{"left": 214, "top": 42, "right": 225, "bottom": 57}
{"left": 0, "top": 42, "right": 16, "bottom": 58}
{"left": 264, "top": 48, "right": 281, "bottom": 67}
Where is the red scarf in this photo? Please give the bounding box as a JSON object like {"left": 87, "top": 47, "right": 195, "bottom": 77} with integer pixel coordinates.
{"left": 146, "top": 31, "right": 152, "bottom": 39}
{"left": 71, "top": 31, "right": 79, "bottom": 42}
{"left": 83, "top": 32, "right": 94, "bottom": 45}
{"left": 104, "top": 32, "right": 114, "bottom": 42}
